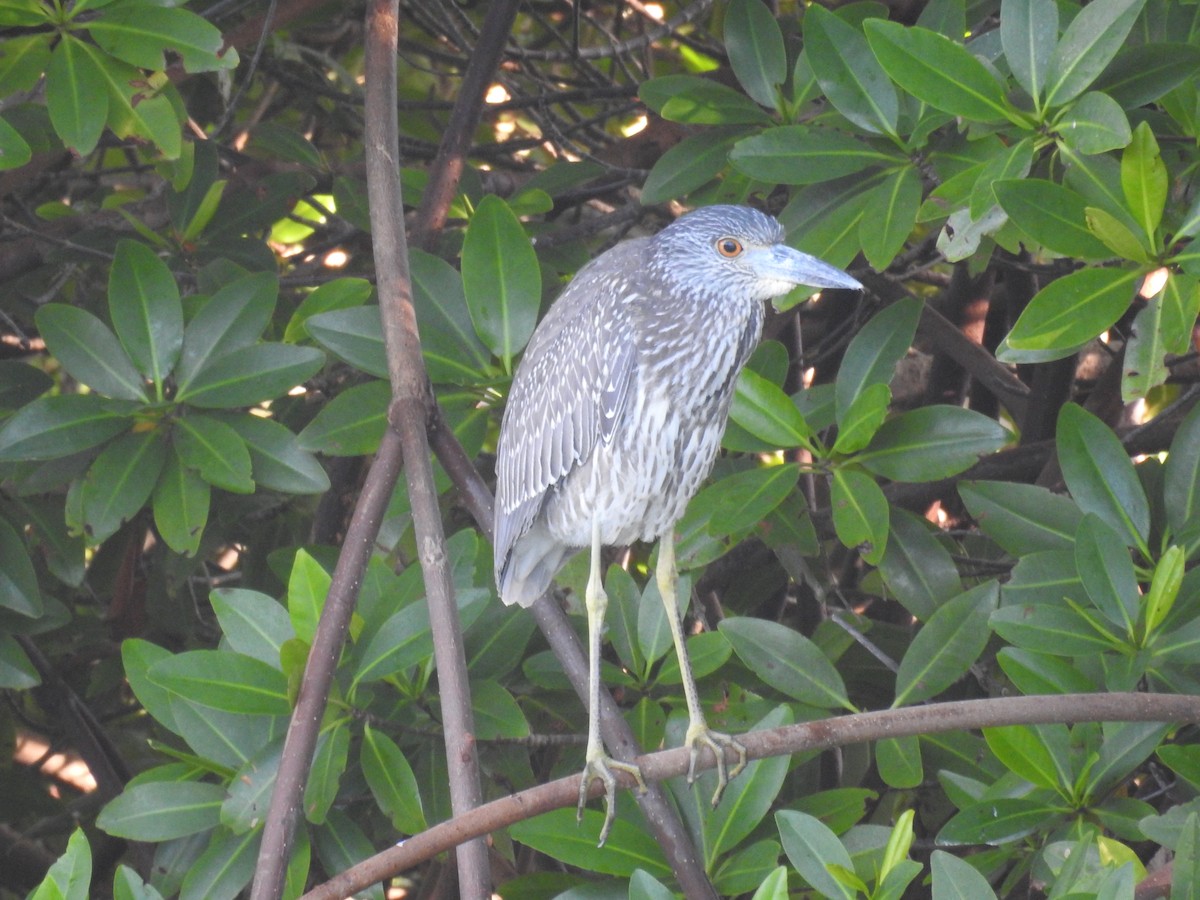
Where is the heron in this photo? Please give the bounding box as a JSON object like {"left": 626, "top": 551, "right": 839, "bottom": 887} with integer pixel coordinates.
{"left": 493, "top": 204, "right": 862, "bottom": 843}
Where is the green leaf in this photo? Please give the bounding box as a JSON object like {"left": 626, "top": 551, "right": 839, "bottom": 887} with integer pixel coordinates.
{"left": 1122, "top": 293, "right": 1169, "bottom": 403}
{"left": 471, "top": 679, "right": 530, "bottom": 741}
{"left": 175, "top": 273, "right": 277, "bottom": 392}
{"left": 1043, "top": 0, "right": 1148, "bottom": 108}
{"left": 81, "top": 428, "right": 167, "bottom": 542}
{"left": 221, "top": 740, "right": 280, "bottom": 834}
{"left": 1159, "top": 273, "right": 1200, "bottom": 355}
{"left": 176, "top": 344, "right": 324, "bottom": 408}
{"left": 730, "top": 369, "right": 812, "bottom": 448}
{"left": 721, "top": 617, "right": 853, "bottom": 710}
{"left": 655, "top": 631, "right": 733, "bottom": 685}
{"left": 931, "top": 849, "right": 999, "bottom": 899}
{"left": 1173, "top": 813, "right": 1200, "bottom": 900}
{"left": 1122, "top": 121, "right": 1167, "bottom": 246}
{"left": 990, "top": 604, "right": 1122, "bottom": 655}
{"left": 0, "top": 634, "right": 39, "bottom": 689}
{"left": 983, "top": 724, "right": 1067, "bottom": 792}
{"left": 894, "top": 582, "right": 998, "bottom": 706}
{"left": 35, "top": 305, "right": 147, "bottom": 401}
{"left": 1002, "top": 267, "right": 1142, "bottom": 355}
{"left": 210, "top": 589, "right": 292, "bottom": 669}
{"left": 0, "top": 517, "right": 40, "bottom": 617}
{"left": 1143, "top": 546, "right": 1184, "bottom": 638}
{"left": 878, "top": 507, "right": 961, "bottom": 622}
{"left": 730, "top": 126, "right": 898, "bottom": 185}
{"left": 776, "top": 810, "right": 856, "bottom": 900}
{"left": 0, "top": 34, "right": 50, "bottom": 96}
{"left": 877, "top": 735, "right": 923, "bottom": 788}
{"left": 411, "top": 249, "right": 493, "bottom": 382}
{"left": 304, "top": 724, "right": 349, "bottom": 825}
{"left": 705, "top": 464, "right": 799, "bottom": 536}
{"left": 937, "top": 797, "right": 1061, "bottom": 846}
{"left": 461, "top": 195, "right": 540, "bottom": 371}
{"left": 45, "top": 36, "right": 107, "bottom": 153}
{"left": 1094, "top": 43, "right": 1200, "bottom": 108}
{"left": 1055, "top": 92, "right": 1131, "bottom": 155}
{"left": 832, "top": 382, "right": 890, "bottom": 455}
{"left": 113, "top": 864, "right": 167, "bottom": 900}
{"left": 805, "top": 6, "right": 898, "bottom": 136}
{"left": 658, "top": 80, "right": 774, "bottom": 125}
{"left": 1057, "top": 402, "right": 1149, "bottom": 548}
{"left": 108, "top": 240, "right": 183, "bottom": 389}
{"left": 287, "top": 549, "right": 330, "bottom": 645}
{"left": 864, "top": 21, "right": 1015, "bottom": 123}
{"left": 152, "top": 448, "right": 210, "bottom": 556}
{"left": 996, "top": 647, "right": 1097, "bottom": 695}
{"left": 993, "top": 179, "right": 1113, "bottom": 260}
{"left": 283, "top": 277, "right": 372, "bottom": 343}
{"left": 713, "top": 840, "right": 785, "bottom": 896}
{"left": 1086, "top": 205, "right": 1151, "bottom": 262}
{"left": 98, "top": 781, "right": 224, "bottom": 840}
{"left": 857, "top": 406, "right": 1011, "bottom": 481}
{"left": 149, "top": 650, "right": 292, "bottom": 715}
{"left": 725, "top": 0, "right": 785, "bottom": 109}
{"left": 296, "top": 379, "right": 389, "bottom": 456}
{"left": 1000, "top": 550, "right": 1085, "bottom": 607}
{"left": 860, "top": 165, "right": 921, "bottom": 270}
{"left": 361, "top": 724, "right": 426, "bottom": 834}
{"left": 630, "top": 869, "right": 676, "bottom": 900}
{"left": 222, "top": 414, "right": 329, "bottom": 494}
{"left": 970, "top": 137, "right": 1034, "bottom": 221}
{"left": 831, "top": 467, "right": 888, "bottom": 563}
{"left": 509, "top": 808, "right": 671, "bottom": 878}
{"left": 178, "top": 827, "right": 259, "bottom": 900}
{"left": 959, "top": 480, "right": 1083, "bottom": 555}
{"left": 351, "top": 602, "right": 433, "bottom": 686}
{"left": 175, "top": 415, "right": 254, "bottom": 493}
{"left": 0, "top": 114, "right": 31, "bottom": 170}
{"left": 1001, "top": 0, "right": 1057, "bottom": 103}
{"left": 641, "top": 126, "right": 745, "bottom": 206}
{"left": 304, "top": 308, "right": 387, "bottom": 378}
{"left": 1075, "top": 514, "right": 1139, "bottom": 631}
{"left": 122, "top": 639, "right": 180, "bottom": 735}
{"left": 1164, "top": 402, "right": 1200, "bottom": 545}
{"left": 88, "top": 5, "right": 237, "bottom": 72}
{"left": 835, "top": 296, "right": 921, "bottom": 420}
{"left": 0, "top": 359, "right": 53, "bottom": 410}
{"left": 29, "top": 828, "right": 91, "bottom": 900}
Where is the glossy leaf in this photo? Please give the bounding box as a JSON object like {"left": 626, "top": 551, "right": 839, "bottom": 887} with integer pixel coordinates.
{"left": 1057, "top": 402, "right": 1150, "bottom": 547}
{"left": 831, "top": 466, "right": 888, "bottom": 564}
{"left": 642, "top": 127, "right": 745, "bottom": 206}
{"left": 659, "top": 80, "right": 774, "bottom": 125}
{"left": 175, "top": 273, "right": 277, "bottom": 392}
{"left": 860, "top": 165, "right": 921, "bottom": 270}
{"left": 835, "top": 296, "right": 921, "bottom": 419}
{"left": 462, "top": 195, "right": 540, "bottom": 371}
{"left": 832, "top": 382, "right": 890, "bottom": 455}
{"left": 222, "top": 414, "right": 329, "bottom": 494}
{"left": 287, "top": 550, "right": 330, "bottom": 646}
{"left": 725, "top": 0, "right": 786, "bottom": 109}
{"left": 993, "top": 179, "right": 1112, "bottom": 259}
{"left": 0, "top": 516, "right": 41, "bottom": 617}
{"left": 1001, "top": 0, "right": 1058, "bottom": 102}
{"left": 1055, "top": 91, "right": 1131, "bottom": 155}
{"left": 1002, "top": 267, "right": 1142, "bottom": 355}
{"left": 1043, "top": 0, "right": 1148, "bottom": 108}
{"left": 510, "top": 808, "right": 671, "bottom": 878}
{"left": 877, "top": 735, "right": 922, "bottom": 788}
{"left": 857, "top": 406, "right": 1011, "bottom": 481}
{"left": 1086, "top": 205, "right": 1150, "bottom": 262}
{"left": 990, "top": 604, "right": 1122, "bottom": 655}
{"left": 209, "top": 589, "right": 292, "bottom": 669}
{"left": 0, "top": 634, "right": 39, "bottom": 689}
{"left": 1122, "top": 121, "right": 1167, "bottom": 245}
{"left": 98, "top": 782, "right": 224, "bottom": 840}
{"left": 730, "top": 126, "right": 897, "bottom": 185}
{"left": 29, "top": 828, "right": 91, "bottom": 900}
{"left": 35, "top": 305, "right": 147, "bottom": 401}
{"left": 864, "top": 21, "right": 1014, "bottom": 123}
{"left": 148, "top": 650, "right": 291, "bottom": 715}
{"left": 471, "top": 680, "right": 530, "bottom": 740}
{"left": 175, "top": 415, "right": 253, "bottom": 494}
{"left": 894, "top": 582, "right": 998, "bottom": 706}
{"left": 221, "top": 741, "right": 281, "bottom": 834}
{"left": 959, "top": 480, "right": 1083, "bottom": 555}
{"left": 1000, "top": 550, "right": 1085, "bottom": 607}
{"left": 45, "top": 36, "right": 106, "bottom": 153}
{"left": 805, "top": 6, "right": 898, "bottom": 136}
{"left": 984, "top": 725, "right": 1066, "bottom": 793}
{"left": 304, "top": 724, "right": 349, "bottom": 825}
{"left": 732, "top": 369, "right": 814, "bottom": 451}
{"left": 88, "top": 5, "right": 237, "bottom": 72}
{"left": 1075, "top": 514, "right": 1139, "bottom": 630}
{"left": 351, "top": 602, "right": 433, "bottom": 686}
{"left": 304, "top": 307, "right": 387, "bottom": 378}
{"left": 931, "top": 849, "right": 999, "bottom": 899}
{"left": 361, "top": 724, "right": 426, "bottom": 834}
{"left": 297, "top": 380, "right": 389, "bottom": 456}
{"left": 1164, "top": 402, "right": 1200, "bottom": 544}
{"left": 937, "top": 797, "right": 1061, "bottom": 845}
{"left": 721, "top": 617, "right": 852, "bottom": 710}
{"left": 411, "top": 248, "right": 493, "bottom": 382}
{"left": 81, "top": 429, "right": 167, "bottom": 542}
{"left": 108, "top": 240, "right": 183, "bottom": 389}
{"left": 706, "top": 464, "right": 799, "bottom": 535}
{"left": 878, "top": 507, "right": 961, "bottom": 622}
{"left": 1094, "top": 43, "right": 1200, "bottom": 108}
{"left": 776, "top": 810, "right": 856, "bottom": 900}
{"left": 152, "top": 448, "right": 210, "bottom": 556}
{"left": 176, "top": 344, "right": 324, "bottom": 409}
{"left": 283, "top": 277, "right": 372, "bottom": 343}
{"left": 1122, "top": 293, "right": 1170, "bottom": 403}
{"left": 1160, "top": 272, "right": 1200, "bottom": 355}
{"left": 997, "top": 647, "right": 1097, "bottom": 695}
{"left": 178, "top": 827, "right": 259, "bottom": 900}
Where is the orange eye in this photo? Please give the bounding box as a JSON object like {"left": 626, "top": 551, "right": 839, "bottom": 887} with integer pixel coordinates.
{"left": 716, "top": 237, "right": 743, "bottom": 258}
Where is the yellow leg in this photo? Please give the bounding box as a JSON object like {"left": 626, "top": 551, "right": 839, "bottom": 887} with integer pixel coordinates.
{"left": 578, "top": 518, "right": 643, "bottom": 846}
{"left": 657, "top": 528, "right": 746, "bottom": 807}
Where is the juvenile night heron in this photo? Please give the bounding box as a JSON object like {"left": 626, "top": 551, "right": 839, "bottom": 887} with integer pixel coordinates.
{"left": 493, "top": 204, "right": 861, "bottom": 841}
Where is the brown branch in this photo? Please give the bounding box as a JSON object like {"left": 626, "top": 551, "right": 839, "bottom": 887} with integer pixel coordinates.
{"left": 409, "top": 0, "right": 523, "bottom": 251}
{"left": 300, "top": 692, "right": 1200, "bottom": 900}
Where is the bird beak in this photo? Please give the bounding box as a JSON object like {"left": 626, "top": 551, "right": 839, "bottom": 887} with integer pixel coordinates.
{"left": 751, "top": 245, "right": 863, "bottom": 291}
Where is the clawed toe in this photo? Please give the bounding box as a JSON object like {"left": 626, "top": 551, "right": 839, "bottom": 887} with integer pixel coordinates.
{"left": 577, "top": 756, "right": 646, "bottom": 846}
{"left": 685, "top": 727, "right": 748, "bottom": 807}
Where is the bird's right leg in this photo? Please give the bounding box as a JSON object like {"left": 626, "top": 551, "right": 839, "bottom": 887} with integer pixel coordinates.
{"left": 579, "top": 517, "right": 643, "bottom": 846}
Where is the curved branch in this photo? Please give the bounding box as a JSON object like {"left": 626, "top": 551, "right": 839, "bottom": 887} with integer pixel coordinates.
{"left": 301, "top": 692, "right": 1200, "bottom": 899}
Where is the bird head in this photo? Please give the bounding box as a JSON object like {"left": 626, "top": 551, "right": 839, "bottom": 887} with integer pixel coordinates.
{"left": 648, "top": 205, "right": 862, "bottom": 303}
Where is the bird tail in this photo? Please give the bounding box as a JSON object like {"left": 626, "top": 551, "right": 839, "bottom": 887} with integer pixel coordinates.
{"left": 496, "top": 520, "right": 573, "bottom": 608}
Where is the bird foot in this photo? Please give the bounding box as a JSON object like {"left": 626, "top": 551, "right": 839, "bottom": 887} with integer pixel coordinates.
{"left": 685, "top": 724, "right": 748, "bottom": 807}
{"left": 577, "top": 755, "right": 646, "bottom": 846}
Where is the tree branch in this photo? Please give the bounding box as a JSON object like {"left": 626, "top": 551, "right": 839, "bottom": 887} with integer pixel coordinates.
{"left": 300, "top": 692, "right": 1200, "bottom": 899}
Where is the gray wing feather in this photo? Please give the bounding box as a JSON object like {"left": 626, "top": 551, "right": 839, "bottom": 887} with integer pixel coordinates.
{"left": 493, "top": 240, "right": 646, "bottom": 586}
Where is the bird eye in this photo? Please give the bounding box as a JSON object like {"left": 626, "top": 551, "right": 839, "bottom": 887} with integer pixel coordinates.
{"left": 716, "top": 237, "right": 743, "bottom": 258}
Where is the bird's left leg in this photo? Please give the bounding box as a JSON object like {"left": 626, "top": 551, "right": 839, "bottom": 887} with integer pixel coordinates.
{"left": 579, "top": 516, "right": 644, "bottom": 845}
{"left": 657, "top": 527, "right": 747, "bottom": 806}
